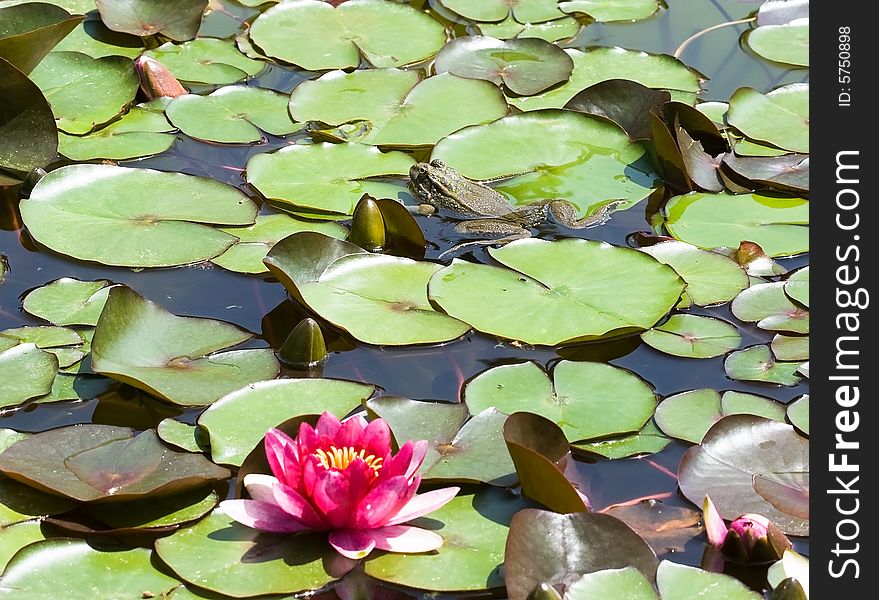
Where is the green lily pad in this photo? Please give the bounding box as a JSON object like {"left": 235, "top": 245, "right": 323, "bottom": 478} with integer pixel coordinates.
{"left": 246, "top": 142, "right": 414, "bottom": 217}
{"left": 0, "top": 539, "right": 180, "bottom": 597}
{"left": 34, "top": 373, "right": 116, "bottom": 404}
{"left": 559, "top": 0, "right": 661, "bottom": 22}
{"left": 157, "top": 419, "right": 209, "bottom": 454}
{"left": 641, "top": 315, "right": 741, "bottom": 359}
{"left": 725, "top": 345, "right": 803, "bottom": 386}
{"left": 85, "top": 486, "right": 219, "bottom": 530}
{"left": 1, "top": 325, "right": 83, "bottom": 349}
{"left": 0, "top": 57, "right": 58, "bottom": 173}
{"left": 92, "top": 287, "right": 278, "bottom": 406}
{"left": 662, "top": 192, "right": 808, "bottom": 258}
{"left": 727, "top": 84, "right": 808, "bottom": 154}
{"left": 678, "top": 415, "right": 809, "bottom": 535}
{"left": 213, "top": 214, "right": 347, "bottom": 274}
{"left": 656, "top": 561, "right": 762, "bottom": 599}
{"left": 465, "top": 360, "right": 657, "bottom": 443}
{"left": 58, "top": 104, "right": 175, "bottom": 160}
{"left": 476, "top": 15, "right": 581, "bottom": 43}
{"left": 155, "top": 506, "right": 336, "bottom": 596}
{"left": 731, "top": 282, "right": 809, "bottom": 334}
{"left": 508, "top": 47, "right": 701, "bottom": 112}
{"left": 290, "top": 69, "right": 508, "bottom": 147}
{"left": 439, "top": 0, "right": 562, "bottom": 23}
{"left": 767, "top": 549, "right": 810, "bottom": 597}
{"left": 145, "top": 38, "right": 263, "bottom": 84}
{"left": 265, "top": 233, "right": 471, "bottom": 346}
{"left": 0, "top": 424, "right": 230, "bottom": 502}
{"left": 504, "top": 509, "right": 658, "bottom": 600}
{"left": 0, "top": 2, "right": 83, "bottom": 74}
{"left": 566, "top": 567, "right": 658, "bottom": 600}
{"left": 784, "top": 266, "right": 809, "bottom": 307}
{"left": 638, "top": 241, "right": 748, "bottom": 308}
{"left": 22, "top": 278, "right": 116, "bottom": 326}
{"left": 696, "top": 101, "right": 728, "bottom": 125}
{"left": 786, "top": 394, "right": 808, "bottom": 435}
{"left": 0, "top": 479, "right": 75, "bottom": 526}
{"left": 573, "top": 420, "right": 670, "bottom": 459}
{"left": 366, "top": 396, "right": 516, "bottom": 486}
{"left": 21, "top": 164, "right": 258, "bottom": 268}
{"left": 654, "top": 388, "right": 786, "bottom": 444}
{"left": 167, "top": 86, "right": 299, "bottom": 144}
{"left": 771, "top": 334, "right": 809, "bottom": 361}
{"left": 0, "top": 344, "right": 58, "bottom": 409}
{"left": 53, "top": 13, "right": 144, "bottom": 59}
{"left": 250, "top": 0, "right": 446, "bottom": 70}
{"left": 722, "top": 153, "right": 808, "bottom": 194}
{"left": 95, "top": 0, "right": 207, "bottom": 41}
{"left": 733, "top": 138, "right": 791, "bottom": 157}
{"left": 364, "top": 489, "right": 528, "bottom": 592}
{"left": 434, "top": 36, "right": 574, "bottom": 96}
{"left": 431, "top": 110, "right": 656, "bottom": 218}
{"left": 199, "top": 378, "right": 373, "bottom": 466}
{"left": 746, "top": 19, "right": 808, "bottom": 67}
{"left": 757, "top": 0, "right": 808, "bottom": 26}
{"left": 29, "top": 51, "right": 138, "bottom": 135}
{"left": 430, "top": 239, "right": 684, "bottom": 345}
{"left": 0, "top": 520, "right": 49, "bottom": 572}
{"left": 0, "top": 430, "right": 29, "bottom": 454}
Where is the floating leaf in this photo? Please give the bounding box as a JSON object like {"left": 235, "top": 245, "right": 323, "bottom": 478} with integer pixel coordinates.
{"left": 731, "top": 282, "right": 809, "bottom": 334}
{"left": 1, "top": 325, "right": 83, "bottom": 349}
{"left": 58, "top": 104, "right": 175, "bottom": 160}
{"left": 757, "top": 0, "right": 808, "bottom": 26}
{"left": 559, "top": 0, "right": 661, "bottom": 22}
{"left": 504, "top": 509, "right": 658, "bottom": 600}
{"left": 0, "top": 521, "right": 49, "bottom": 572}
{"left": 746, "top": 19, "right": 808, "bottom": 67}
{"left": 771, "top": 334, "right": 808, "bottom": 361}
{"left": 290, "top": 69, "right": 508, "bottom": 147}
{"left": 35, "top": 373, "right": 116, "bottom": 404}
{"left": 564, "top": 79, "right": 670, "bottom": 141}
{"left": 91, "top": 287, "right": 278, "bottom": 406}
{"left": 572, "top": 420, "right": 670, "bottom": 459}
{"left": 430, "top": 239, "right": 684, "bottom": 345}
{"left": 566, "top": 567, "right": 658, "bottom": 600}
{"left": 727, "top": 84, "right": 808, "bottom": 154}
{"left": 0, "top": 57, "right": 58, "bottom": 173}
{"left": 662, "top": 192, "right": 808, "bottom": 257}
{"left": 364, "top": 489, "right": 528, "bottom": 592}
{"left": 21, "top": 164, "right": 258, "bottom": 267}
{"left": 439, "top": 0, "right": 562, "bottom": 23}
{"left": 22, "top": 278, "right": 116, "bottom": 326}
{"left": 638, "top": 241, "right": 748, "bottom": 308}
{"left": 0, "top": 425, "right": 230, "bottom": 502}
{"left": 52, "top": 12, "right": 144, "bottom": 59}
{"left": 724, "top": 345, "right": 803, "bottom": 386}
{"left": 678, "top": 415, "right": 809, "bottom": 535}
{"left": 199, "top": 378, "right": 373, "bottom": 466}
{"left": 722, "top": 153, "right": 808, "bottom": 193}
{"left": 250, "top": 0, "right": 445, "bottom": 70}
{"left": 95, "top": 0, "right": 207, "bottom": 41}
{"left": 212, "top": 214, "right": 347, "bottom": 274}
{"left": 29, "top": 51, "right": 138, "bottom": 135}
{"left": 465, "top": 360, "right": 656, "bottom": 443}
{"left": 509, "top": 47, "right": 701, "bottom": 112}
{"left": 0, "top": 344, "right": 58, "bottom": 409}
{"left": 432, "top": 110, "right": 657, "bottom": 219}
{"left": 145, "top": 38, "right": 263, "bottom": 84}
{"left": 167, "top": 86, "right": 299, "bottom": 144}
{"left": 641, "top": 314, "right": 741, "bottom": 359}
{"left": 476, "top": 15, "right": 581, "bottom": 43}
{"left": 0, "top": 2, "right": 83, "bottom": 74}
{"left": 786, "top": 395, "right": 808, "bottom": 435}
{"left": 654, "top": 388, "right": 786, "bottom": 444}
{"left": 84, "top": 486, "right": 219, "bottom": 530}
{"left": 265, "top": 233, "right": 470, "bottom": 346}
{"left": 784, "top": 266, "right": 808, "bottom": 307}
{"left": 157, "top": 419, "right": 209, "bottom": 453}
{"left": 434, "top": 36, "right": 574, "bottom": 96}
{"left": 246, "top": 143, "right": 414, "bottom": 217}
{"left": 696, "top": 101, "right": 728, "bottom": 125}
{"left": 0, "top": 479, "right": 75, "bottom": 527}
{"left": 767, "top": 549, "right": 810, "bottom": 597}
{"left": 656, "top": 561, "right": 762, "bottom": 599}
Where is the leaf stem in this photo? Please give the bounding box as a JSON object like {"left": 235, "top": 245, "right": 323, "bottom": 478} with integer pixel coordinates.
{"left": 673, "top": 17, "right": 756, "bottom": 59}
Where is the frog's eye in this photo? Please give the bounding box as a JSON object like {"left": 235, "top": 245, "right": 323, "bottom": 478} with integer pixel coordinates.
{"left": 430, "top": 159, "right": 446, "bottom": 168}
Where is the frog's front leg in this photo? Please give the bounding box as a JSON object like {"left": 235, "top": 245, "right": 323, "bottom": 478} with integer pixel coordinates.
{"left": 437, "top": 219, "right": 532, "bottom": 259}
{"left": 547, "top": 199, "right": 626, "bottom": 229}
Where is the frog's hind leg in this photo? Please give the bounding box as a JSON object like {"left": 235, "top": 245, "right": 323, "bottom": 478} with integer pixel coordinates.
{"left": 437, "top": 220, "right": 532, "bottom": 259}
{"left": 548, "top": 199, "right": 626, "bottom": 229}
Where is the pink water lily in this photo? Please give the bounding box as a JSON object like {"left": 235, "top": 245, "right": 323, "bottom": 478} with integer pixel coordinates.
{"left": 702, "top": 496, "right": 790, "bottom": 563}
{"left": 220, "top": 412, "right": 459, "bottom": 560}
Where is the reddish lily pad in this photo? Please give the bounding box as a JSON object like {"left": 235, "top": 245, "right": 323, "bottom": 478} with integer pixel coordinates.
{"left": 723, "top": 153, "right": 808, "bottom": 193}
{"left": 95, "top": 0, "right": 208, "bottom": 41}
{"left": 0, "top": 424, "right": 230, "bottom": 502}
{"left": 564, "top": 79, "right": 670, "bottom": 141}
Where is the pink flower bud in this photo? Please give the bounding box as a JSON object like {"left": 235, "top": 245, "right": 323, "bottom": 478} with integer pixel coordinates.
{"left": 134, "top": 55, "right": 187, "bottom": 100}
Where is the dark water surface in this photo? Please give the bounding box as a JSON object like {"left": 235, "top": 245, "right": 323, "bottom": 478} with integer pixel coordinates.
{"left": 0, "top": 0, "right": 809, "bottom": 587}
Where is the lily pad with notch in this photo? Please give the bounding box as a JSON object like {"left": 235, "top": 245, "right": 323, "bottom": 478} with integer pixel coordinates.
{"left": 58, "top": 103, "right": 176, "bottom": 160}
{"left": 476, "top": 15, "right": 581, "bottom": 44}
{"left": 145, "top": 37, "right": 264, "bottom": 84}
{"left": 0, "top": 343, "right": 58, "bottom": 409}
{"left": 724, "top": 345, "right": 803, "bottom": 386}
{"left": 771, "top": 334, "right": 808, "bottom": 362}
{"left": 20, "top": 164, "right": 259, "bottom": 267}
{"left": 95, "top": 0, "right": 207, "bottom": 41}
{"left": 438, "top": 0, "right": 563, "bottom": 24}
{"left": 784, "top": 266, "right": 808, "bottom": 307}
{"left": 745, "top": 18, "right": 808, "bottom": 68}
{"left": 22, "top": 278, "right": 117, "bottom": 327}
{"left": 290, "top": 69, "right": 509, "bottom": 147}
{"left": 91, "top": 287, "right": 279, "bottom": 406}
{"left": 731, "top": 281, "right": 809, "bottom": 334}
{"left": 558, "top": 0, "right": 662, "bottom": 22}
{"left": 573, "top": 420, "right": 671, "bottom": 459}
{"left": 429, "top": 238, "right": 685, "bottom": 345}
{"left": 249, "top": 0, "right": 446, "bottom": 71}
{"left": 641, "top": 314, "right": 741, "bottom": 359}
{"left": 727, "top": 84, "right": 808, "bottom": 154}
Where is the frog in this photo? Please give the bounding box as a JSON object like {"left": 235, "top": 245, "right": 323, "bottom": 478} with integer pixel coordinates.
{"left": 408, "top": 160, "right": 622, "bottom": 255}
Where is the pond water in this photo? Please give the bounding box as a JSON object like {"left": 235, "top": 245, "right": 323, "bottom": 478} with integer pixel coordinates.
{"left": 0, "top": 0, "right": 809, "bottom": 597}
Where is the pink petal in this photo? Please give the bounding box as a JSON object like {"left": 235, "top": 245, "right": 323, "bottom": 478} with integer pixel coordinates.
{"left": 703, "top": 496, "right": 728, "bottom": 547}
{"left": 273, "top": 482, "right": 325, "bottom": 529}
{"left": 369, "top": 525, "right": 444, "bottom": 554}
{"left": 386, "top": 487, "right": 459, "bottom": 526}
{"left": 378, "top": 441, "right": 414, "bottom": 480}
{"left": 405, "top": 440, "right": 428, "bottom": 479}
{"left": 353, "top": 475, "right": 419, "bottom": 529}
{"left": 242, "top": 473, "right": 279, "bottom": 503}
{"left": 311, "top": 468, "right": 355, "bottom": 529}
{"left": 360, "top": 418, "right": 392, "bottom": 457}
{"left": 336, "top": 414, "right": 368, "bottom": 447}
{"left": 316, "top": 412, "right": 342, "bottom": 438}
{"left": 329, "top": 529, "right": 376, "bottom": 560}
{"left": 220, "top": 499, "right": 311, "bottom": 533}
{"left": 296, "top": 421, "right": 320, "bottom": 456}
{"left": 265, "top": 429, "right": 299, "bottom": 485}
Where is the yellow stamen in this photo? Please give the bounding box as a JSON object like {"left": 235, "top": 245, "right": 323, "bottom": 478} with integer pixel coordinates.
{"left": 314, "top": 446, "right": 383, "bottom": 474}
